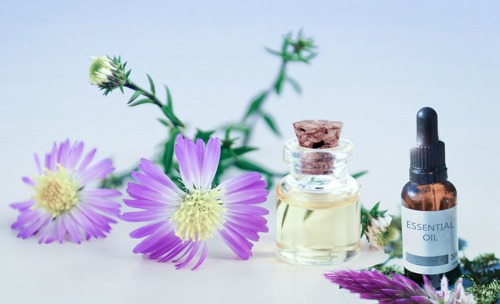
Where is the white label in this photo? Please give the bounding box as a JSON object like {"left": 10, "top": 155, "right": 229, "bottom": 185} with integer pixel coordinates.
{"left": 401, "top": 205, "right": 458, "bottom": 274}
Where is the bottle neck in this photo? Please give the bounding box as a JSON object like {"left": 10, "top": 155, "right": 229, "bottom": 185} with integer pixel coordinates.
{"left": 284, "top": 138, "right": 353, "bottom": 182}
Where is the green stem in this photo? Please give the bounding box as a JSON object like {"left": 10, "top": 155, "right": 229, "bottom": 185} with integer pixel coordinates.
{"left": 240, "top": 59, "right": 288, "bottom": 145}
{"left": 125, "top": 80, "right": 164, "bottom": 109}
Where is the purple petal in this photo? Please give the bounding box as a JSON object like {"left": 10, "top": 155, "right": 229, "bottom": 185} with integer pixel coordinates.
{"left": 78, "top": 158, "right": 114, "bottom": 184}
{"left": 223, "top": 188, "right": 269, "bottom": 205}
{"left": 56, "top": 139, "right": 71, "bottom": 166}
{"left": 175, "top": 242, "right": 200, "bottom": 269}
{"left": 174, "top": 136, "right": 195, "bottom": 190}
{"left": 83, "top": 188, "right": 122, "bottom": 198}
{"left": 191, "top": 241, "right": 209, "bottom": 270}
{"left": 121, "top": 210, "right": 167, "bottom": 222}
{"left": 226, "top": 205, "right": 269, "bottom": 216}
{"left": 126, "top": 182, "right": 175, "bottom": 204}
{"left": 219, "top": 227, "right": 252, "bottom": 260}
{"left": 10, "top": 200, "right": 35, "bottom": 211}
{"left": 200, "top": 137, "right": 220, "bottom": 190}
{"left": 131, "top": 171, "right": 181, "bottom": 198}
{"left": 76, "top": 148, "right": 97, "bottom": 174}
{"left": 66, "top": 141, "right": 84, "bottom": 170}
{"left": 223, "top": 221, "right": 261, "bottom": 241}
{"left": 130, "top": 221, "right": 166, "bottom": 238}
{"left": 34, "top": 153, "right": 42, "bottom": 174}
{"left": 123, "top": 198, "right": 168, "bottom": 210}
{"left": 137, "top": 158, "right": 180, "bottom": 193}
{"left": 133, "top": 227, "right": 175, "bottom": 253}
{"left": 62, "top": 215, "right": 81, "bottom": 244}
{"left": 218, "top": 172, "right": 262, "bottom": 192}
{"left": 22, "top": 177, "right": 36, "bottom": 187}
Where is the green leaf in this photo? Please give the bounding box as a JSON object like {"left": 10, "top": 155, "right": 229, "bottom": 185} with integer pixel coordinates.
{"left": 303, "top": 209, "right": 313, "bottom": 221}
{"left": 195, "top": 129, "right": 216, "bottom": 143}
{"left": 286, "top": 76, "right": 302, "bottom": 94}
{"left": 164, "top": 85, "right": 173, "bottom": 110}
{"left": 146, "top": 73, "right": 155, "bottom": 96}
{"left": 157, "top": 118, "right": 172, "bottom": 127}
{"left": 281, "top": 204, "right": 289, "bottom": 229}
{"left": 224, "top": 124, "right": 249, "bottom": 142}
{"left": 352, "top": 170, "right": 369, "bottom": 179}
{"left": 161, "top": 106, "right": 185, "bottom": 128}
{"left": 234, "top": 158, "right": 272, "bottom": 175}
{"left": 127, "top": 90, "right": 143, "bottom": 104}
{"left": 274, "top": 66, "right": 286, "bottom": 94}
{"left": 244, "top": 92, "right": 267, "bottom": 119}
{"left": 129, "top": 98, "right": 153, "bottom": 107}
{"left": 262, "top": 113, "right": 281, "bottom": 136}
{"left": 232, "top": 146, "right": 258, "bottom": 156}
{"left": 265, "top": 47, "right": 283, "bottom": 57}
{"left": 162, "top": 128, "right": 180, "bottom": 174}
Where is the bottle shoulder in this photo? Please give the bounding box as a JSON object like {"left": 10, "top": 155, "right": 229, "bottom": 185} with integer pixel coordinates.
{"left": 401, "top": 180, "right": 457, "bottom": 211}
{"left": 280, "top": 174, "right": 360, "bottom": 196}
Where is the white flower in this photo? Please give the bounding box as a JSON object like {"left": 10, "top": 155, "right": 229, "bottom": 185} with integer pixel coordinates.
{"left": 89, "top": 55, "right": 126, "bottom": 93}
{"left": 431, "top": 277, "right": 476, "bottom": 304}
{"left": 366, "top": 214, "right": 392, "bottom": 250}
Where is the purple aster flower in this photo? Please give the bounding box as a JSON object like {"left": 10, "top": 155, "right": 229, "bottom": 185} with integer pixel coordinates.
{"left": 122, "top": 135, "right": 269, "bottom": 270}
{"left": 10, "top": 140, "right": 121, "bottom": 244}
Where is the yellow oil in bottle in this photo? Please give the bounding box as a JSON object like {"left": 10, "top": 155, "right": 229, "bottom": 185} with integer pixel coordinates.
{"left": 276, "top": 184, "right": 360, "bottom": 265}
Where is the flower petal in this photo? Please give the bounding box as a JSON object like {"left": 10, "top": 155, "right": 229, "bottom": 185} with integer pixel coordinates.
{"left": 200, "top": 137, "right": 220, "bottom": 191}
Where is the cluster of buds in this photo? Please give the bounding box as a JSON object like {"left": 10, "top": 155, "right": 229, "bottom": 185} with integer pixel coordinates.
{"left": 365, "top": 213, "right": 392, "bottom": 250}
{"left": 89, "top": 55, "right": 128, "bottom": 95}
{"left": 361, "top": 202, "right": 394, "bottom": 250}
{"left": 266, "top": 30, "right": 317, "bottom": 63}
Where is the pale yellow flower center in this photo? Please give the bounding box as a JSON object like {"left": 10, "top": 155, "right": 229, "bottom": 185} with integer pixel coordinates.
{"left": 33, "top": 165, "right": 79, "bottom": 217}
{"left": 171, "top": 189, "right": 226, "bottom": 242}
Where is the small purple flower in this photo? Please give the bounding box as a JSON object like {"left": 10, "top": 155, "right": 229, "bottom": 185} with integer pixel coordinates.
{"left": 325, "top": 270, "right": 476, "bottom": 304}
{"left": 122, "top": 135, "right": 269, "bottom": 270}
{"left": 325, "top": 270, "right": 434, "bottom": 303}
{"left": 10, "top": 140, "right": 121, "bottom": 243}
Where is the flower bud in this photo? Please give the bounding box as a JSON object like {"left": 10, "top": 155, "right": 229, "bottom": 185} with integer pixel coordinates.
{"left": 366, "top": 214, "right": 392, "bottom": 250}
{"left": 89, "top": 55, "right": 127, "bottom": 94}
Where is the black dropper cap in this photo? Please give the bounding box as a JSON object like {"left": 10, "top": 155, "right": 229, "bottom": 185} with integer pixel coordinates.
{"left": 410, "top": 107, "right": 448, "bottom": 184}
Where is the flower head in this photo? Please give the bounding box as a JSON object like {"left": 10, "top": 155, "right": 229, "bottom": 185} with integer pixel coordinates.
{"left": 10, "top": 140, "right": 121, "bottom": 243}
{"left": 325, "top": 270, "right": 476, "bottom": 304}
{"left": 89, "top": 55, "right": 127, "bottom": 94}
{"left": 366, "top": 213, "right": 392, "bottom": 250}
{"left": 122, "top": 135, "right": 269, "bottom": 270}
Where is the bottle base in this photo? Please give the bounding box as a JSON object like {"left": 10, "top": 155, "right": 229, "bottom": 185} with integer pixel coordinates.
{"left": 276, "top": 243, "right": 360, "bottom": 266}
{"left": 404, "top": 265, "right": 461, "bottom": 288}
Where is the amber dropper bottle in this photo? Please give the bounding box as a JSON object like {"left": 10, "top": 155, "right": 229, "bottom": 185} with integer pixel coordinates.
{"left": 401, "top": 107, "right": 460, "bottom": 288}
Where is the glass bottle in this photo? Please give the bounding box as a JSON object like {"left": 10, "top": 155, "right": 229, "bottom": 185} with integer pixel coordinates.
{"left": 276, "top": 137, "right": 361, "bottom": 265}
{"left": 401, "top": 107, "right": 460, "bottom": 288}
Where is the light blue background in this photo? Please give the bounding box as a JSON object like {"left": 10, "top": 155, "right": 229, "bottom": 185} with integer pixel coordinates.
{"left": 1, "top": 1, "right": 499, "bottom": 303}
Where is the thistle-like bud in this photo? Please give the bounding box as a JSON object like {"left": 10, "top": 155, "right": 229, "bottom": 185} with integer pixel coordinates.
{"left": 89, "top": 55, "right": 127, "bottom": 95}
{"left": 365, "top": 214, "right": 392, "bottom": 250}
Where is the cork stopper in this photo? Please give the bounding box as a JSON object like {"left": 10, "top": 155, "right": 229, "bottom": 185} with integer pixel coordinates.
{"left": 292, "top": 120, "right": 344, "bottom": 175}
{"left": 293, "top": 120, "right": 343, "bottom": 149}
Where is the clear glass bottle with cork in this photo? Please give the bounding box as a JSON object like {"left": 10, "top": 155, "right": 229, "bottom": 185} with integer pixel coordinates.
{"left": 276, "top": 120, "right": 361, "bottom": 265}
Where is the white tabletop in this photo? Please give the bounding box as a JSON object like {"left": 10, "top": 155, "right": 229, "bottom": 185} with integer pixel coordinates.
{"left": 1, "top": 1, "right": 499, "bottom": 303}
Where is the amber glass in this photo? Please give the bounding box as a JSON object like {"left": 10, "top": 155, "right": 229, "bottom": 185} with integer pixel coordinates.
{"left": 401, "top": 181, "right": 460, "bottom": 287}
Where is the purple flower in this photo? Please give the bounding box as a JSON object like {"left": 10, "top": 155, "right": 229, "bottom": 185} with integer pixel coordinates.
{"left": 325, "top": 270, "right": 476, "bottom": 304}
{"left": 325, "top": 270, "right": 435, "bottom": 304}
{"left": 10, "top": 140, "right": 121, "bottom": 243}
{"left": 122, "top": 135, "right": 269, "bottom": 270}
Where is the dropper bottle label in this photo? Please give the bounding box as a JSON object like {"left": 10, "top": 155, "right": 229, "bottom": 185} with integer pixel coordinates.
{"left": 402, "top": 206, "right": 458, "bottom": 274}
{"left": 401, "top": 107, "right": 460, "bottom": 286}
